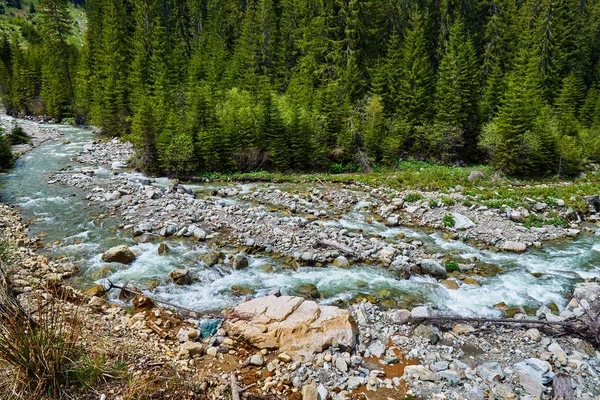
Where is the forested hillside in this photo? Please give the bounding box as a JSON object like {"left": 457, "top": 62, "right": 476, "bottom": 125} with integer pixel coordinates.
{"left": 1, "top": 0, "right": 600, "bottom": 177}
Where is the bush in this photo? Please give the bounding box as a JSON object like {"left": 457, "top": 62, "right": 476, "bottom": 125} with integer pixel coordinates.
{"left": 0, "top": 136, "right": 14, "bottom": 169}
{"left": 442, "top": 214, "right": 455, "bottom": 227}
{"left": 8, "top": 125, "right": 31, "bottom": 145}
{"left": 405, "top": 193, "right": 423, "bottom": 203}
{"left": 445, "top": 261, "right": 460, "bottom": 273}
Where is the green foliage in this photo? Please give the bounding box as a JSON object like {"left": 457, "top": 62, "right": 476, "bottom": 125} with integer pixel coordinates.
{"left": 0, "top": 135, "right": 14, "bottom": 169}
{"left": 440, "top": 196, "right": 455, "bottom": 206}
{"left": 0, "top": 0, "right": 596, "bottom": 177}
{"left": 404, "top": 193, "right": 423, "bottom": 203}
{"left": 445, "top": 260, "right": 460, "bottom": 273}
{"left": 8, "top": 124, "right": 30, "bottom": 144}
{"left": 0, "top": 238, "right": 12, "bottom": 262}
{"left": 442, "top": 214, "right": 455, "bottom": 228}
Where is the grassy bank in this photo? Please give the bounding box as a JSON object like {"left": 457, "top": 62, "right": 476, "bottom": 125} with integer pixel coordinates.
{"left": 198, "top": 160, "right": 600, "bottom": 213}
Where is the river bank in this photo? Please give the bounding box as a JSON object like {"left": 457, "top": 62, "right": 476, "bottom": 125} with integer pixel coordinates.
{"left": 1, "top": 121, "right": 600, "bottom": 398}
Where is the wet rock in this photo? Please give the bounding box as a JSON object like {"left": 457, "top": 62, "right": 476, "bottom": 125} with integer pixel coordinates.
{"left": 548, "top": 342, "right": 567, "bottom": 364}
{"left": 233, "top": 254, "right": 249, "bottom": 270}
{"left": 452, "top": 213, "right": 475, "bottom": 229}
{"left": 514, "top": 358, "right": 554, "bottom": 385}
{"left": 296, "top": 283, "right": 320, "bottom": 299}
{"left": 231, "top": 285, "right": 254, "bottom": 296}
{"left": 332, "top": 255, "right": 349, "bottom": 269}
{"left": 101, "top": 245, "right": 136, "bottom": 264}
{"left": 419, "top": 259, "right": 447, "bottom": 279}
{"left": 201, "top": 251, "right": 221, "bottom": 267}
{"left": 335, "top": 357, "right": 348, "bottom": 373}
{"left": 157, "top": 243, "right": 169, "bottom": 255}
{"left": 502, "top": 241, "right": 527, "bottom": 253}
{"left": 193, "top": 227, "right": 207, "bottom": 240}
{"left": 441, "top": 279, "right": 459, "bottom": 290}
{"left": 85, "top": 284, "right": 106, "bottom": 297}
{"left": 170, "top": 269, "right": 191, "bottom": 285}
{"left": 225, "top": 296, "right": 357, "bottom": 362}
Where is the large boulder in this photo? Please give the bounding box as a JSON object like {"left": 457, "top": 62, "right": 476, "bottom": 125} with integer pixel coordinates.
{"left": 503, "top": 241, "right": 527, "bottom": 253}
{"left": 225, "top": 296, "right": 357, "bottom": 362}
{"left": 419, "top": 259, "right": 447, "bottom": 279}
{"left": 101, "top": 245, "right": 136, "bottom": 264}
{"left": 452, "top": 213, "right": 475, "bottom": 230}
{"left": 573, "top": 282, "right": 600, "bottom": 302}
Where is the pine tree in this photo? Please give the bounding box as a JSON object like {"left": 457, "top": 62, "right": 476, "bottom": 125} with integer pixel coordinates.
{"left": 396, "top": 9, "right": 434, "bottom": 127}
{"left": 434, "top": 17, "right": 480, "bottom": 160}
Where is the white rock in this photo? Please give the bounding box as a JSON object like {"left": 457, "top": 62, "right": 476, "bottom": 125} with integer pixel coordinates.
{"left": 452, "top": 213, "right": 475, "bottom": 229}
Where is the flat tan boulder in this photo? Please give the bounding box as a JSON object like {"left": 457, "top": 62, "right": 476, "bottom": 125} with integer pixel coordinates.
{"left": 225, "top": 296, "right": 357, "bottom": 362}
{"left": 101, "top": 245, "right": 136, "bottom": 264}
{"left": 503, "top": 241, "right": 527, "bottom": 253}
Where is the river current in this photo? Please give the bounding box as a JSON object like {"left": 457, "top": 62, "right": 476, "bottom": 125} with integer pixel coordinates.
{"left": 1, "top": 117, "right": 599, "bottom": 317}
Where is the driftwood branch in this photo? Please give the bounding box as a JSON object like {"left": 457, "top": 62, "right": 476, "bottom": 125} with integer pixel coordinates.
{"left": 230, "top": 373, "right": 241, "bottom": 400}
{"left": 313, "top": 239, "right": 358, "bottom": 258}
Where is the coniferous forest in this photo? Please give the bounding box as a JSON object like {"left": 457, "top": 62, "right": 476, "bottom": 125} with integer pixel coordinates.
{"left": 1, "top": 0, "right": 600, "bottom": 177}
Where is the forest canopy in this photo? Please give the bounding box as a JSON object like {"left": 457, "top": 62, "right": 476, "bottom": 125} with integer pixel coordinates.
{"left": 0, "top": 0, "right": 599, "bottom": 177}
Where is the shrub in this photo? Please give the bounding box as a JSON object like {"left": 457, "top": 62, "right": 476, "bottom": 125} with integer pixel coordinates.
{"left": 428, "top": 199, "right": 438, "bottom": 208}
{"left": 8, "top": 125, "right": 31, "bottom": 145}
{"left": 405, "top": 193, "right": 423, "bottom": 203}
{"left": 442, "top": 214, "right": 455, "bottom": 227}
{"left": 0, "top": 136, "right": 13, "bottom": 169}
{"left": 445, "top": 261, "right": 460, "bottom": 273}
{"left": 441, "top": 196, "right": 455, "bottom": 206}
{"left": 0, "top": 278, "right": 124, "bottom": 398}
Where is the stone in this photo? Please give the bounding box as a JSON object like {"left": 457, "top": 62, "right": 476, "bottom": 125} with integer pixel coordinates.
{"left": 157, "top": 243, "right": 169, "bottom": 255}
{"left": 317, "top": 384, "right": 328, "bottom": 400}
{"left": 525, "top": 328, "right": 541, "bottom": 342}
{"left": 509, "top": 211, "right": 524, "bottom": 222}
{"left": 225, "top": 296, "right": 357, "bottom": 362}
{"left": 435, "top": 370, "right": 460, "bottom": 385}
{"left": 477, "top": 362, "right": 504, "bottom": 381}
{"left": 132, "top": 294, "right": 154, "bottom": 310}
{"left": 391, "top": 309, "right": 411, "bottom": 324}
{"left": 411, "top": 306, "right": 433, "bottom": 319}
{"left": 517, "top": 370, "right": 543, "bottom": 397}
{"left": 302, "top": 381, "right": 318, "bottom": 400}
{"left": 170, "top": 269, "right": 191, "bottom": 285}
{"left": 573, "top": 282, "right": 600, "bottom": 302}
{"left": 296, "top": 283, "right": 320, "bottom": 299}
{"left": 419, "top": 259, "right": 447, "bottom": 279}
{"left": 347, "top": 376, "right": 364, "bottom": 390}
{"left": 101, "top": 245, "right": 136, "bottom": 264}
{"left": 332, "top": 255, "right": 350, "bottom": 269}
{"left": 468, "top": 170, "right": 485, "bottom": 182}
{"left": 88, "top": 296, "right": 105, "bottom": 307}
{"left": 85, "top": 284, "right": 105, "bottom": 297}
{"left": 250, "top": 354, "right": 264, "bottom": 366}
{"left": 233, "top": 254, "right": 249, "bottom": 270}
{"left": 403, "top": 365, "right": 435, "bottom": 381}
{"left": 182, "top": 342, "right": 204, "bottom": 357}
{"left": 465, "top": 387, "right": 485, "bottom": 400}
{"left": 441, "top": 279, "right": 459, "bottom": 290}
{"left": 367, "top": 341, "right": 386, "bottom": 358}
{"left": 514, "top": 358, "right": 554, "bottom": 385}
{"left": 231, "top": 285, "right": 254, "bottom": 296}
{"left": 413, "top": 324, "right": 439, "bottom": 344}
{"left": 503, "top": 241, "right": 527, "bottom": 253}
{"left": 453, "top": 323, "right": 475, "bottom": 335}
{"left": 548, "top": 342, "right": 567, "bottom": 364}
{"left": 452, "top": 213, "right": 475, "bottom": 229}
{"left": 193, "top": 228, "right": 207, "bottom": 240}
{"left": 206, "top": 347, "right": 217, "bottom": 357}
{"left": 201, "top": 251, "right": 221, "bottom": 267}
{"left": 335, "top": 357, "right": 348, "bottom": 372}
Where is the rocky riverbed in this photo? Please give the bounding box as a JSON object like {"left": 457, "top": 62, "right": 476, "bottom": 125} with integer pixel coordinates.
{"left": 2, "top": 126, "right": 600, "bottom": 398}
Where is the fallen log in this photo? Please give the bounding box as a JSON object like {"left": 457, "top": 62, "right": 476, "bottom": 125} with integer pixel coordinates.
{"left": 412, "top": 315, "right": 576, "bottom": 328}
{"left": 552, "top": 374, "right": 575, "bottom": 400}
{"left": 313, "top": 239, "right": 358, "bottom": 258}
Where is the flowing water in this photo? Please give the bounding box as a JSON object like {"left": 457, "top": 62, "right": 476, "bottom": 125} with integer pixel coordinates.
{"left": 1, "top": 116, "right": 599, "bottom": 317}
